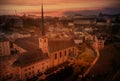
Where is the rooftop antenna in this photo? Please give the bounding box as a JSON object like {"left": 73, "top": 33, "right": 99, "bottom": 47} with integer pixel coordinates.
{"left": 41, "top": 0, "right": 45, "bottom": 36}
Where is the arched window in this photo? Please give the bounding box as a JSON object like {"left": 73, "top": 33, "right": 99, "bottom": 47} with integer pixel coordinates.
{"left": 55, "top": 53, "right": 57, "bottom": 60}
{"left": 38, "top": 70, "right": 40, "bottom": 73}
{"left": 44, "top": 39, "right": 46, "bottom": 42}
{"left": 73, "top": 48, "right": 74, "bottom": 53}
{"left": 60, "top": 52, "right": 62, "bottom": 58}
{"left": 64, "top": 50, "right": 66, "bottom": 56}
{"left": 69, "top": 49, "right": 71, "bottom": 55}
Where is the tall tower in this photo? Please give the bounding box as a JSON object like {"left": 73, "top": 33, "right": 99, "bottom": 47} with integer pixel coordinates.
{"left": 39, "top": 0, "right": 48, "bottom": 53}
{"left": 41, "top": 0, "right": 45, "bottom": 36}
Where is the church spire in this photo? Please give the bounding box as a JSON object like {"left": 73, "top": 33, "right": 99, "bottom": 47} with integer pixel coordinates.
{"left": 41, "top": 0, "right": 45, "bottom": 36}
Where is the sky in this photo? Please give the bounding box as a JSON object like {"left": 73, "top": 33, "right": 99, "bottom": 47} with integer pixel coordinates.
{"left": 0, "top": 0, "right": 120, "bottom": 16}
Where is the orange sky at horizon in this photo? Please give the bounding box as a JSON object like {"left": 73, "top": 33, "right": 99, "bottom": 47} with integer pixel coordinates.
{"left": 0, "top": 0, "right": 119, "bottom": 16}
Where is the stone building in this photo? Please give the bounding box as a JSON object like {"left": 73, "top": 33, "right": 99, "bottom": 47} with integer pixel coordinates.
{"left": 0, "top": 36, "right": 11, "bottom": 56}
{"left": 12, "top": 35, "right": 76, "bottom": 80}
{"left": 10, "top": 1, "right": 77, "bottom": 80}
{"left": 97, "top": 36, "right": 105, "bottom": 49}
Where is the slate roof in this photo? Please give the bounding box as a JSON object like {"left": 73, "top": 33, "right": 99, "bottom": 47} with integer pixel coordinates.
{"left": 48, "top": 39, "right": 75, "bottom": 53}
{"left": 14, "top": 37, "right": 39, "bottom": 51}
{"left": 13, "top": 49, "right": 49, "bottom": 67}
{"left": 13, "top": 37, "right": 75, "bottom": 67}
{"left": 14, "top": 37, "right": 75, "bottom": 53}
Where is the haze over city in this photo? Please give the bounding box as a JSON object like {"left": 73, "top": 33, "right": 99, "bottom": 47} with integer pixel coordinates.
{"left": 0, "top": 0, "right": 120, "bottom": 16}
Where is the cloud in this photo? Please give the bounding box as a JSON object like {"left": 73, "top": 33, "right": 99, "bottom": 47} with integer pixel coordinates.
{"left": 19, "top": 10, "right": 64, "bottom": 17}
{"left": 0, "top": 0, "right": 40, "bottom": 6}
{"left": 0, "top": 0, "right": 82, "bottom": 6}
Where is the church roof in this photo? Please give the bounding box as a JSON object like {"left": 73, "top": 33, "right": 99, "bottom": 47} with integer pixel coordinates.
{"left": 14, "top": 37, "right": 75, "bottom": 53}
{"left": 13, "top": 49, "right": 49, "bottom": 67}
{"left": 13, "top": 37, "right": 75, "bottom": 67}
{"left": 48, "top": 38, "right": 75, "bottom": 53}
{"left": 14, "top": 37, "right": 39, "bottom": 51}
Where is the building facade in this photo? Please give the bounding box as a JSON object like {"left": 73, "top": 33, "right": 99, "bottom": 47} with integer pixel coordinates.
{"left": 12, "top": 36, "right": 77, "bottom": 80}
{"left": 0, "top": 37, "right": 11, "bottom": 56}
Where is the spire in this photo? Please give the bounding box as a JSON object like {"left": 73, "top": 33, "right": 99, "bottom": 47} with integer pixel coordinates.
{"left": 41, "top": 0, "right": 45, "bottom": 36}
{"left": 15, "top": 10, "right": 17, "bottom": 16}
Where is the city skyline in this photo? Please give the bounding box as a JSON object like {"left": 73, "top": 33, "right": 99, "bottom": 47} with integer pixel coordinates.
{"left": 0, "top": 1, "right": 120, "bottom": 80}
{"left": 0, "top": 0, "right": 120, "bottom": 16}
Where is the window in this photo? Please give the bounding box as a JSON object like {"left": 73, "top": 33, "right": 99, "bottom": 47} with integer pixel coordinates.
{"left": 47, "top": 65, "right": 48, "bottom": 69}
{"left": 42, "top": 63, "right": 45, "bottom": 65}
{"left": 25, "top": 69, "right": 27, "bottom": 71}
{"left": 29, "top": 72, "right": 31, "bottom": 75}
{"left": 32, "top": 66, "right": 34, "bottom": 69}
{"left": 69, "top": 49, "right": 71, "bottom": 56}
{"left": 25, "top": 73, "right": 27, "bottom": 77}
{"left": 69, "top": 49, "right": 71, "bottom": 53}
{"left": 38, "top": 70, "right": 40, "bottom": 73}
{"left": 32, "top": 71, "right": 34, "bottom": 74}
{"left": 73, "top": 48, "right": 74, "bottom": 53}
{"left": 44, "top": 39, "right": 46, "bottom": 42}
{"left": 42, "top": 67, "right": 44, "bottom": 69}
{"left": 16, "top": 75, "right": 18, "bottom": 78}
{"left": 55, "top": 53, "right": 57, "bottom": 59}
{"left": 79, "top": 43, "right": 81, "bottom": 45}
{"left": 29, "top": 67, "right": 31, "bottom": 70}
{"left": 60, "top": 52, "right": 62, "bottom": 58}
{"left": 65, "top": 50, "right": 66, "bottom": 56}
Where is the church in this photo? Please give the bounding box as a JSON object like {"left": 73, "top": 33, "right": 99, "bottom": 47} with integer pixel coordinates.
{"left": 12, "top": 1, "right": 77, "bottom": 80}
